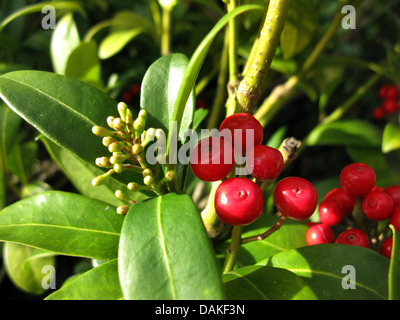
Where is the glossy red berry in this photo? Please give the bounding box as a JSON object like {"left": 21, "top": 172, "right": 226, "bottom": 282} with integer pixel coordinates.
{"left": 318, "top": 199, "right": 345, "bottom": 226}
{"left": 306, "top": 223, "right": 334, "bottom": 245}
{"left": 362, "top": 190, "right": 394, "bottom": 221}
{"left": 389, "top": 205, "right": 400, "bottom": 233}
{"left": 378, "top": 84, "right": 390, "bottom": 99}
{"left": 324, "top": 188, "right": 356, "bottom": 216}
{"left": 190, "top": 136, "right": 234, "bottom": 182}
{"left": 382, "top": 99, "right": 398, "bottom": 114}
{"left": 335, "top": 228, "right": 369, "bottom": 248}
{"left": 380, "top": 237, "right": 393, "bottom": 259}
{"left": 339, "top": 163, "right": 376, "bottom": 197}
{"left": 246, "top": 145, "right": 284, "bottom": 181}
{"left": 384, "top": 185, "right": 400, "bottom": 206}
{"left": 214, "top": 178, "right": 263, "bottom": 226}
{"left": 372, "top": 106, "right": 385, "bottom": 120}
{"left": 273, "top": 177, "right": 318, "bottom": 221}
{"left": 386, "top": 85, "right": 399, "bottom": 100}
{"left": 219, "top": 113, "right": 263, "bottom": 154}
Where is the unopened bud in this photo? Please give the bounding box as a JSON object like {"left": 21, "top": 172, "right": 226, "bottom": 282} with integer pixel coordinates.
{"left": 133, "top": 117, "right": 145, "bottom": 132}
{"left": 92, "top": 126, "right": 114, "bottom": 137}
{"left": 115, "top": 190, "right": 131, "bottom": 201}
{"left": 127, "top": 182, "right": 139, "bottom": 191}
{"left": 95, "top": 157, "right": 112, "bottom": 168}
{"left": 91, "top": 169, "right": 113, "bottom": 186}
{"left": 132, "top": 144, "right": 143, "bottom": 156}
{"left": 108, "top": 142, "right": 123, "bottom": 153}
{"left": 107, "top": 116, "right": 115, "bottom": 128}
{"left": 165, "top": 170, "right": 176, "bottom": 181}
{"left": 143, "top": 175, "right": 154, "bottom": 186}
{"left": 102, "top": 136, "right": 115, "bottom": 147}
{"left": 112, "top": 117, "right": 125, "bottom": 131}
{"left": 110, "top": 153, "right": 130, "bottom": 164}
{"left": 117, "top": 205, "right": 129, "bottom": 215}
{"left": 113, "top": 163, "right": 124, "bottom": 173}
{"left": 142, "top": 168, "right": 153, "bottom": 177}
{"left": 138, "top": 109, "right": 147, "bottom": 120}
{"left": 117, "top": 102, "right": 128, "bottom": 122}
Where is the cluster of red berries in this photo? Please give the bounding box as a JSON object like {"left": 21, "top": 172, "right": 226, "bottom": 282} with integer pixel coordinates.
{"left": 373, "top": 83, "right": 399, "bottom": 120}
{"left": 122, "top": 83, "right": 141, "bottom": 105}
{"left": 190, "top": 112, "right": 318, "bottom": 227}
{"left": 306, "top": 162, "right": 399, "bottom": 259}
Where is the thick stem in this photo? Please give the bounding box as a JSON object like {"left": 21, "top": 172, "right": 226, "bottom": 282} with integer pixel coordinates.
{"left": 161, "top": 7, "right": 171, "bottom": 55}
{"left": 235, "top": 0, "right": 292, "bottom": 114}
{"left": 222, "top": 225, "right": 243, "bottom": 273}
{"left": 253, "top": 5, "right": 346, "bottom": 127}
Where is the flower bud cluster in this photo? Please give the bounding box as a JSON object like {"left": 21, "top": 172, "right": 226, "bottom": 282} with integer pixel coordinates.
{"left": 91, "top": 102, "right": 175, "bottom": 214}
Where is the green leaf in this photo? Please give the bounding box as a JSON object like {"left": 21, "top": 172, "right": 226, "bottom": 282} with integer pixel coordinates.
{"left": 46, "top": 259, "right": 122, "bottom": 300}
{"left": 0, "top": 1, "right": 85, "bottom": 32}
{"left": 51, "top": 13, "right": 81, "bottom": 75}
{"left": 3, "top": 242, "right": 55, "bottom": 295}
{"left": 389, "top": 225, "right": 400, "bottom": 300}
{"left": 141, "top": 53, "right": 195, "bottom": 141}
{"left": 7, "top": 141, "right": 38, "bottom": 185}
{"left": 217, "top": 214, "right": 308, "bottom": 265}
{"left": 65, "top": 41, "right": 103, "bottom": 89}
{"left": 119, "top": 192, "right": 225, "bottom": 300}
{"left": 99, "top": 28, "right": 145, "bottom": 60}
{"left": 382, "top": 122, "right": 400, "bottom": 153}
{"left": 306, "top": 120, "right": 381, "bottom": 147}
{"left": 258, "top": 244, "right": 390, "bottom": 300}
{"left": 223, "top": 265, "right": 317, "bottom": 300}
{"left": 0, "top": 191, "right": 123, "bottom": 260}
{"left": 0, "top": 70, "right": 143, "bottom": 186}
{"left": 280, "top": 0, "right": 316, "bottom": 59}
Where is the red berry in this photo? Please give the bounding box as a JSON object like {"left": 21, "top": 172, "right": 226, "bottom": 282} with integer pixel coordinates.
{"left": 246, "top": 145, "right": 284, "bottom": 181}
{"left": 382, "top": 99, "right": 398, "bottom": 114}
{"left": 324, "top": 188, "right": 356, "bottom": 216}
{"left": 362, "top": 190, "right": 394, "bottom": 221}
{"left": 190, "top": 136, "right": 234, "bottom": 182}
{"left": 273, "top": 177, "right": 318, "bottom": 221}
{"left": 318, "top": 199, "right": 345, "bottom": 226}
{"left": 306, "top": 223, "right": 334, "bottom": 245}
{"left": 386, "top": 85, "right": 399, "bottom": 100}
{"left": 214, "top": 178, "right": 263, "bottom": 226}
{"left": 339, "top": 163, "right": 376, "bottom": 197}
{"left": 380, "top": 237, "right": 393, "bottom": 259}
{"left": 219, "top": 113, "right": 263, "bottom": 154}
{"left": 122, "top": 91, "right": 133, "bottom": 102}
{"left": 372, "top": 107, "right": 385, "bottom": 120}
{"left": 378, "top": 84, "right": 390, "bottom": 99}
{"left": 384, "top": 185, "right": 400, "bottom": 206}
{"left": 335, "top": 228, "right": 369, "bottom": 248}
{"left": 389, "top": 205, "right": 400, "bottom": 232}
{"left": 130, "top": 84, "right": 141, "bottom": 95}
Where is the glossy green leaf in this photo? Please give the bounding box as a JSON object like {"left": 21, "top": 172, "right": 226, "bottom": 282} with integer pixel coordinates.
{"left": 281, "top": 0, "right": 316, "bottom": 59}
{"left": 65, "top": 41, "right": 103, "bottom": 89}
{"left": 0, "top": 1, "right": 85, "bottom": 32}
{"left": 7, "top": 141, "right": 38, "bottom": 185}
{"left": 99, "top": 28, "right": 145, "bottom": 60}
{"left": 217, "top": 214, "right": 308, "bottom": 266}
{"left": 119, "top": 192, "right": 225, "bottom": 300}
{"left": 389, "top": 225, "right": 400, "bottom": 300}
{"left": 3, "top": 242, "right": 55, "bottom": 295}
{"left": 382, "top": 122, "right": 400, "bottom": 153}
{"left": 223, "top": 265, "right": 317, "bottom": 300}
{"left": 0, "top": 191, "right": 123, "bottom": 260}
{"left": 51, "top": 13, "right": 81, "bottom": 75}
{"left": 0, "top": 70, "right": 145, "bottom": 186}
{"left": 141, "top": 53, "right": 195, "bottom": 141}
{"left": 46, "top": 259, "right": 122, "bottom": 300}
{"left": 258, "top": 244, "right": 390, "bottom": 300}
{"left": 306, "top": 120, "right": 381, "bottom": 147}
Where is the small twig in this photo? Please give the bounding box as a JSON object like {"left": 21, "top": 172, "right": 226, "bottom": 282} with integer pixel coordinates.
{"left": 241, "top": 215, "right": 287, "bottom": 244}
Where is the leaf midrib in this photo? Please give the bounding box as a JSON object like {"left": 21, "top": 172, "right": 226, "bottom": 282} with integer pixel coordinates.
{"left": 0, "top": 75, "right": 97, "bottom": 127}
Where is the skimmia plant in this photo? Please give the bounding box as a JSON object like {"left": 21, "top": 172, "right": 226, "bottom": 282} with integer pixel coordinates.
{"left": 0, "top": 0, "right": 399, "bottom": 301}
